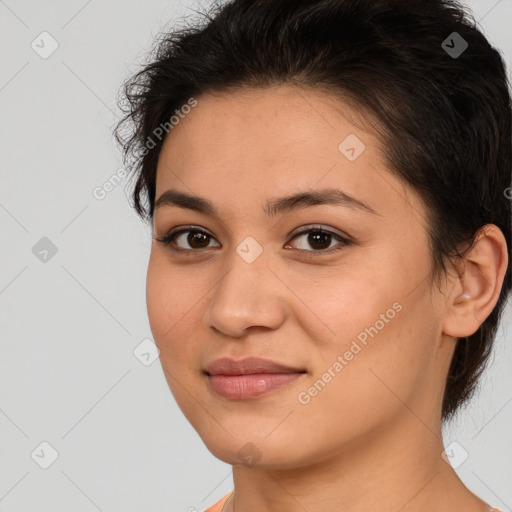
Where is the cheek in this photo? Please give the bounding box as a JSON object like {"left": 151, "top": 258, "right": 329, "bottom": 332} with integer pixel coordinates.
{"left": 283, "top": 262, "right": 401, "bottom": 351}
{"left": 318, "top": 296, "right": 438, "bottom": 424}
{"left": 146, "top": 254, "right": 201, "bottom": 368}
{"left": 146, "top": 255, "right": 209, "bottom": 423}
{"left": 291, "top": 307, "right": 433, "bottom": 459}
{"left": 293, "top": 262, "right": 436, "bottom": 423}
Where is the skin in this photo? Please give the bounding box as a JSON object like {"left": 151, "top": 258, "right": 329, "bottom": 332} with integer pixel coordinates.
{"left": 146, "top": 84, "right": 508, "bottom": 512}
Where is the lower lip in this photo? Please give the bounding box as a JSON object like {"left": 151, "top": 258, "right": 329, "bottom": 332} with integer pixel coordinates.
{"left": 207, "top": 372, "right": 305, "bottom": 399}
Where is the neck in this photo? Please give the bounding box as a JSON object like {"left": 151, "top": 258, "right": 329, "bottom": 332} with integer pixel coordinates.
{"left": 226, "top": 411, "right": 489, "bottom": 512}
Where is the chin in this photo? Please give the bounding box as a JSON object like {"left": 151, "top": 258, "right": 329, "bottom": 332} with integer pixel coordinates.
{"left": 197, "top": 428, "right": 315, "bottom": 470}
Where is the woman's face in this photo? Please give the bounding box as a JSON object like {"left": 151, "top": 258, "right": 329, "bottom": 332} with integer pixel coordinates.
{"left": 147, "top": 85, "right": 454, "bottom": 468}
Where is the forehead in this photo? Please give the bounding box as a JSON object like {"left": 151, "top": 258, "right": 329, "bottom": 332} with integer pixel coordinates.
{"left": 154, "top": 84, "right": 423, "bottom": 223}
{"left": 158, "top": 86, "right": 376, "bottom": 175}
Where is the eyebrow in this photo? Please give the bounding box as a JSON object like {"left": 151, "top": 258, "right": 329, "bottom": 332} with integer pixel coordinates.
{"left": 154, "top": 188, "right": 378, "bottom": 218}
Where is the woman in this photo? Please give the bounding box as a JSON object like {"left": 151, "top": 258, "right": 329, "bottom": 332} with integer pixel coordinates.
{"left": 115, "top": 0, "right": 510, "bottom": 510}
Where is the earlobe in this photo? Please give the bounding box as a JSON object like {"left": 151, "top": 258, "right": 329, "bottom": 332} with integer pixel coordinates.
{"left": 442, "top": 224, "right": 508, "bottom": 339}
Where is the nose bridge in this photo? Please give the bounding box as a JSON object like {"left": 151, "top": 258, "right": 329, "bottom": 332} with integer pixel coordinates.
{"left": 205, "top": 244, "right": 286, "bottom": 336}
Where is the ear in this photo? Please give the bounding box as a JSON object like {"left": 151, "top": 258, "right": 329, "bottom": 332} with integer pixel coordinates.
{"left": 442, "top": 224, "right": 509, "bottom": 338}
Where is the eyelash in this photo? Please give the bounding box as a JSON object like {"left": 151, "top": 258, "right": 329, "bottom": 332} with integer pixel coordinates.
{"left": 154, "top": 224, "right": 353, "bottom": 258}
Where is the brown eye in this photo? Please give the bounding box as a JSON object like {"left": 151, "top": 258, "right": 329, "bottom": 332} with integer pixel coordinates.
{"left": 305, "top": 231, "right": 333, "bottom": 250}
{"left": 285, "top": 227, "right": 351, "bottom": 254}
{"left": 155, "top": 226, "right": 220, "bottom": 251}
{"left": 186, "top": 231, "right": 211, "bottom": 249}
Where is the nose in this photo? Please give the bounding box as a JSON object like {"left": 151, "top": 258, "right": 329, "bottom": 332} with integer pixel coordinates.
{"left": 204, "top": 247, "right": 287, "bottom": 338}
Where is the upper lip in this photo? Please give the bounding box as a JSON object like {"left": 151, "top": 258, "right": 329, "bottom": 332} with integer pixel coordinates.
{"left": 205, "top": 357, "right": 306, "bottom": 376}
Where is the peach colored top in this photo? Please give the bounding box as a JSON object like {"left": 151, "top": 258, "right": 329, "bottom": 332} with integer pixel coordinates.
{"left": 203, "top": 492, "right": 502, "bottom": 512}
{"left": 203, "top": 491, "right": 233, "bottom": 512}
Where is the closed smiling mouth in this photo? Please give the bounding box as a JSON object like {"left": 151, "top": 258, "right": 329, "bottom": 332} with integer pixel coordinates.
{"left": 204, "top": 357, "right": 307, "bottom": 400}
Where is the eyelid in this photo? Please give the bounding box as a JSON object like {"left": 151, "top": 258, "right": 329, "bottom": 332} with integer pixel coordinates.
{"left": 156, "top": 224, "right": 219, "bottom": 247}
{"left": 284, "top": 224, "right": 353, "bottom": 256}
{"left": 287, "top": 223, "right": 350, "bottom": 240}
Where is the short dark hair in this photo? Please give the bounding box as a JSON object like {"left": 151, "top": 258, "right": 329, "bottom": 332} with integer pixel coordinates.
{"left": 115, "top": 0, "right": 512, "bottom": 422}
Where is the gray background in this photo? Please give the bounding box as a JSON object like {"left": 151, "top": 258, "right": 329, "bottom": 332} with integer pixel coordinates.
{"left": 0, "top": 0, "right": 511, "bottom": 511}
